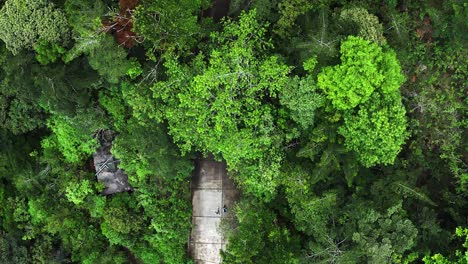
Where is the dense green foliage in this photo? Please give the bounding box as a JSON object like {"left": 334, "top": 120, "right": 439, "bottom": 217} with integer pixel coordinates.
{"left": 317, "top": 36, "right": 404, "bottom": 110}
{"left": 221, "top": 199, "right": 301, "bottom": 263}
{"left": 0, "top": 0, "right": 69, "bottom": 55}
{"left": 133, "top": 0, "right": 210, "bottom": 52}
{"left": 0, "top": 0, "right": 466, "bottom": 263}
{"left": 340, "top": 7, "right": 386, "bottom": 44}
{"left": 143, "top": 10, "right": 291, "bottom": 199}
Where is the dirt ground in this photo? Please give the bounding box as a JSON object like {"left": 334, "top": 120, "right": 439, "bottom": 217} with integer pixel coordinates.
{"left": 189, "top": 158, "right": 239, "bottom": 264}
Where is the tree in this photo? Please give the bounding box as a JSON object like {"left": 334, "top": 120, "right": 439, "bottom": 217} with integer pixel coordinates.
{"left": 85, "top": 34, "right": 136, "bottom": 84}
{"left": 142, "top": 175, "right": 193, "bottom": 263}
{"left": 65, "top": 179, "right": 94, "bottom": 206}
{"left": 63, "top": 0, "right": 136, "bottom": 84}
{"left": 148, "top": 10, "right": 291, "bottom": 200}
{"left": 98, "top": 85, "right": 128, "bottom": 130}
{"left": 315, "top": 36, "right": 407, "bottom": 167}
{"left": 0, "top": 51, "right": 46, "bottom": 134}
{"left": 423, "top": 227, "right": 468, "bottom": 264}
{"left": 403, "top": 44, "right": 467, "bottom": 191}
{"left": 0, "top": 0, "right": 69, "bottom": 55}
{"left": 41, "top": 109, "right": 107, "bottom": 164}
{"left": 273, "top": 0, "right": 316, "bottom": 37}
{"left": 339, "top": 92, "right": 408, "bottom": 167}
{"left": 63, "top": 0, "right": 105, "bottom": 62}
{"left": 340, "top": 201, "right": 418, "bottom": 263}
{"left": 112, "top": 117, "right": 193, "bottom": 182}
{"left": 34, "top": 41, "right": 66, "bottom": 65}
{"left": 64, "top": 0, "right": 106, "bottom": 35}
{"left": 0, "top": 231, "right": 30, "bottom": 264}
{"left": 34, "top": 58, "right": 101, "bottom": 115}
{"left": 133, "top": 0, "right": 209, "bottom": 52}
{"left": 317, "top": 36, "right": 405, "bottom": 110}
{"left": 221, "top": 199, "right": 301, "bottom": 263}
{"left": 0, "top": 97, "right": 45, "bottom": 135}
{"left": 279, "top": 57, "right": 324, "bottom": 130}
{"left": 100, "top": 194, "right": 145, "bottom": 244}
{"left": 101, "top": 91, "right": 194, "bottom": 263}
{"left": 340, "top": 7, "right": 386, "bottom": 45}
{"left": 279, "top": 161, "right": 339, "bottom": 238}
{"left": 285, "top": 7, "right": 342, "bottom": 69}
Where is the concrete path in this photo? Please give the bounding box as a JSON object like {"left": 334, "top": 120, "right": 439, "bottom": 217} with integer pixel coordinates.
{"left": 189, "top": 158, "right": 239, "bottom": 264}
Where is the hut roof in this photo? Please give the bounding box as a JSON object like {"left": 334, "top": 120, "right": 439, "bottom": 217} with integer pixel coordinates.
{"left": 94, "top": 144, "right": 133, "bottom": 195}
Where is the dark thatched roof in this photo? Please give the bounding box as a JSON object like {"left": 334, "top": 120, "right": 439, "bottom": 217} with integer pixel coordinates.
{"left": 93, "top": 131, "right": 133, "bottom": 195}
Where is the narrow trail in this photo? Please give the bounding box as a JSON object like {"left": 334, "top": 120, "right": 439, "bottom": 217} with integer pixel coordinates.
{"left": 189, "top": 158, "right": 239, "bottom": 264}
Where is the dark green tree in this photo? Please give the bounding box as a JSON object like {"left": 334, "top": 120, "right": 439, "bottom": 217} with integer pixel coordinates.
{"left": 0, "top": 51, "right": 45, "bottom": 134}
{"left": 340, "top": 7, "right": 386, "bottom": 45}
{"left": 221, "top": 199, "right": 301, "bottom": 264}
{"left": 341, "top": 201, "right": 418, "bottom": 263}
{"left": 133, "top": 0, "right": 210, "bottom": 52}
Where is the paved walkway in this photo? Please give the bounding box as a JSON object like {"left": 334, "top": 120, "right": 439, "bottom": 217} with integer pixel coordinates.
{"left": 189, "top": 158, "right": 239, "bottom": 264}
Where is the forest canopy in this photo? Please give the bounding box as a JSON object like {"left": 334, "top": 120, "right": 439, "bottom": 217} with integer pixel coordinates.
{"left": 0, "top": 0, "right": 466, "bottom": 263}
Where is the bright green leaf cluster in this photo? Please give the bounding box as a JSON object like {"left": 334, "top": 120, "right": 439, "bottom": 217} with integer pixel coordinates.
{"left": 280, "top": 58, "right": 323, "bottom": 129}
{"left": 34, "top": 41, "right": 66, "bottom": 65}
{"left": 318, "top": 36, "right": 404, "bottom": 110}
{"left": 317, "top": 36, "right": 407, "bottom": 167}
{"left": 339, "top": 92, "right": 408, "bottom": 167}
{"left": 280, "top": 75, "right": 324, "bottom": 129}
{"left": 65, "top": 180, "right": 94, "bottom": 206}
{"left": 42, "top": 110, "right": 107, "bottom": 164}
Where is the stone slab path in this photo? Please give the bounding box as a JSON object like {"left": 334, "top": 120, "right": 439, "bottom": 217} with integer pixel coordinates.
{"left": 189, "top": 158, "right": 239, "bottom": 264}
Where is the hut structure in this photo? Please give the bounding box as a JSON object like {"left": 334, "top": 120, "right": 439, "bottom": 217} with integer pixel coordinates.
{"left": 93, "top": 130, "right": 133, "bottom": 195}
